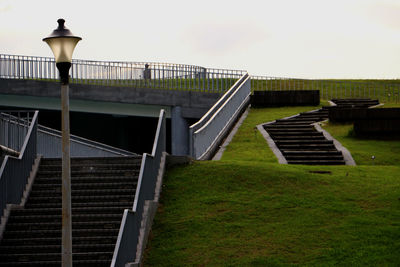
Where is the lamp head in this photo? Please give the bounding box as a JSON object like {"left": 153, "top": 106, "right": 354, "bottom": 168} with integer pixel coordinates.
{"left": 43, "top": 19, "right": 81, "bottom": 63}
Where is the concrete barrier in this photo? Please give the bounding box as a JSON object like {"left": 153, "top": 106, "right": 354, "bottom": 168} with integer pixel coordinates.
{"left": 251, "top": 90, "right": 320, "bottom": 107}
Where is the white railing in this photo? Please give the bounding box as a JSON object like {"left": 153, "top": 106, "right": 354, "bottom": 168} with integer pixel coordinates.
{"left": 0, "top": 54, "right": 245, "bottom": 93}
{"left": 190, "top": 73, "right": 251, "bottom": 159}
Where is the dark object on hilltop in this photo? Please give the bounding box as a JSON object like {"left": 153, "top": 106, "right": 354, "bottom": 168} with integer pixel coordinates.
{"left": 251, "top": 90, "right": 320, "bottom": 107}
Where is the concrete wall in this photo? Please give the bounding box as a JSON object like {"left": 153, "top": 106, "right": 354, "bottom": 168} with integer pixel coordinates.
{"left": 0, "top": 78, "right": 222, "bottom": 119}
{"left": 251, "top": 90, "right": 320, "bottom": 107}
{"left": 329, "top": 107, "right": 400, "bottom": 136}
{"left": 329, "top": 108, "right": 400, "bottom": 122}
{"left": 354, "top": 119, "right": 400, "bottom": 136}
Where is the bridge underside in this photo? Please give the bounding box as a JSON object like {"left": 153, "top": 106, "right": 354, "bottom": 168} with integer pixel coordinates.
{"left": 0, "top": 79, "right": 222, "bottom": 155}
{"left": 0, "top": 93, "right": 171, "bottom": 118}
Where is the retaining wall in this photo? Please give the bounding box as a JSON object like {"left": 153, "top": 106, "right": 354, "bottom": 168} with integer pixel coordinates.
{"left": 251, "top": 90, "right": 320, "bottom": 107}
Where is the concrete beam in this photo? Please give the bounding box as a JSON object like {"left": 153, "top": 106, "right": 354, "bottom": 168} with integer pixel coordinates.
{"left": 0, "top": 79, "right": 221, "bottom": 119}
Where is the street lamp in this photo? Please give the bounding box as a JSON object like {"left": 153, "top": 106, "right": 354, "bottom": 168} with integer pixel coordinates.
{"left": 43, "top": 18, "right": 81, "bottom": 267}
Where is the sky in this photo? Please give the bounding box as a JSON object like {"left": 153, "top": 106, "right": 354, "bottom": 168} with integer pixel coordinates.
{"left": 1, "top": 0, "right": 399, "bottom": 78}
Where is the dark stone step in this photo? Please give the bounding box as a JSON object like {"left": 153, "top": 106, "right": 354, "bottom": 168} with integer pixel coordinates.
{"left": 270, "top": 136, "right": 326, "bottom": 140}
{"left": 28, "top": 188, "right": 135, "bottom": 198}
{"left": 277, "top": 144, "right": 336, "bottom": 150}
{"left": 265, "top": 128, "right": 316, "bottom": 133}
{"left": 31, "top": 182, "right": 137, "bottom": 191}
{"left": 0, "top": 251, "right": 113, "bottom": 263}
{"left": 268, "top": 132, "right": 323, "bottom": 137}
{"left": 39, "top": 163, "right": 140, "bottom": 172}
{"left": 287, "top": 160, "right": 345, "bottom": 165}
{"left": 4, "top": 220, "right": 122, "bottom": 231}
{"left": 7, "top": 213, "right": 123, "bottom": 224}
{"left": 0, "top": 243, "right": 116, "bottom": 254}
{"left": 282, "top": 150, "right": 342, "bottom": 156}
{"left": 2, "top": 228, "right": 119, "bottom": 239}
{"left": 40, "top": 156, "right": 142, "bottom": 166}
{"left": 10, "top": 206, "right": 128, "bottom": 216}
{"left": 1, "top": 236, "right": 117, "bottom": 247}
{"left": 275, "top": 140, "right": 333, "bottom": 145}
{"left": 274, "top": 119, "right": 317, "bottom": 124}
{"left": 264, "top": 124, "right": 314, "bottom": 129}
{"left": 0, "top": 259, "right": 110, "bottom": 267}
{"left": 36, "top": 169, "right": 139, "bottom": 178}
{"left": 285, "top": 155, "right": 344, "bottom": 160}
{"left": 34, "top": 176, "right": 137, "bottom": 184}
{"left": 25, "top": 201, "right": 133, "bottom": 210}
{"left": 26, "top": 195, "right": 133, "bottom": 205}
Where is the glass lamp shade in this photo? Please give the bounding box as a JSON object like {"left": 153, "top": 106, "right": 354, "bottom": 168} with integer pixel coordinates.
{"left": 43, "top": 37, "right": 80, "bottom": 63}
{"left": 43, "top": 19, "right": 81, "bottom": 63}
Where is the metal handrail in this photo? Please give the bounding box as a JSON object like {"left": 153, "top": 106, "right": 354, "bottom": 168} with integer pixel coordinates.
{"left": 111, "top": 109, "right": 166, "bottom": 266}
{"left": 0, "top": 111, "right": 38, "bottom": 222}
{"left": 0, "top": 54, "right": 246, "bottom": 92}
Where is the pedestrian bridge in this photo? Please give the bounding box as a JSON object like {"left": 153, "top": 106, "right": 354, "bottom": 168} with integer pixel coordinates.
{"left": 0, "top": 54, "right": 250, "bottom": 156}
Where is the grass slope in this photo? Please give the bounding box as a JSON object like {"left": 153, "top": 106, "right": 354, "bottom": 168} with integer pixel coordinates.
{"left": 144, "top": 105, "right": 400, "bottom": 266}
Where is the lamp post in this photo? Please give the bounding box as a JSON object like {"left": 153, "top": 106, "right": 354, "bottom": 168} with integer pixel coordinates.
{"left": 43, "top": 19, "right": 81, "bottom": 267}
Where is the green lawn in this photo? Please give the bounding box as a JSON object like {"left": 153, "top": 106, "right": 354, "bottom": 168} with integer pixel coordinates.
{"left": 144, "top": 105, "right": 400, "bottom": 266}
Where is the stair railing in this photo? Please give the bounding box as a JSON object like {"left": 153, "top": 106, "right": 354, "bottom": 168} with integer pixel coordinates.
{"left": 111, "top": 109, "right": 166, "bottom": 267}
{"left": 0, "top": 111, "right": 38, "bottom": 220}
{"left": 189, "top": 73, "right": 251, "bottom": 159}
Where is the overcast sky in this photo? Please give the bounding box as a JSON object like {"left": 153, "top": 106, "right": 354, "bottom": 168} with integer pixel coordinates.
{"left": 1, "top": 0, "right": 399, "bottom": 78}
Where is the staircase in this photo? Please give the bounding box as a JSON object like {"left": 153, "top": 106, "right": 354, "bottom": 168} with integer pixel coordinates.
{"left": 264, "top": 106, "right": 346, "bottom": 165}
{"left": 0, "top": 156, "right": 142, "bottom": 266}
{"left": 331, "top": 98, "right": 379, "bottom": 108}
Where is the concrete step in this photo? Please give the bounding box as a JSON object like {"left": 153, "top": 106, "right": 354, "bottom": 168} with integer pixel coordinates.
{"left": 1, "top": 236, "right": 117, "bottom": 246}
{"left": 7, "top": 213, "right": 123, "bottom": 224}
{"left": 25, "top": 201, "right": 133, "bottom": 209}
{"left": 275, "top": 140, "right": 333, "bottom": 145}
{"left": 36, "top": 169, "right": 139, "bottom": 178}
{"left": 34, "top": 175, "right": 137, "bottom": 184}
{"left": 31, "top": 182, "right": 137, "bottom": 191}
{"left": 287, "top": 160, "right": 345, "bottom": 165}
{"left": 264, "top": 128, "right": 316, "bottom": 133}
{"left": 39, "top": 163, "right": 140, "bottom": 172}
{"left": 270, "top": 136, "right": 326, "bottom": 140}
{"left": 2, "top": 228, "right": 119, "bottom": 239}
{"left": 0, "top": 251, "right": 113, "bottom": 264}
{"left": 285, "top": 155, "right": 344, "bottom": 160}
{"left": 0, "top": 259, "right": 110, "bottom": 267}
{"left": 10, "top": 206, "right": 128, "bottom": 216}
{"left": 268, "top": 132, "right": 324, "bottom": 137}
{"left": 277, "top": 144, "right": 336, "bottom": 150}
{"left": 4, "top": 220, "right": 122, "bottom": 231}
{"left": 0, "top": 243, "right": 116, "bottom": 254}
{"left": 28, "top": 188, "right": 135, "bottom": 198}
{"left": 41, "top": 156, "right": 142, "bottom": 166}
{"left": 282, "top": 150, "right": 342, "bottom": 156}
{"left": 26, "top": 195, "right": 133, "bottom": 205}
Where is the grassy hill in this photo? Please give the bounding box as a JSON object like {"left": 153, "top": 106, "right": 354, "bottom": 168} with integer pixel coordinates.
{"left": 143, "top": 105, "right": 400, "bottom": 266}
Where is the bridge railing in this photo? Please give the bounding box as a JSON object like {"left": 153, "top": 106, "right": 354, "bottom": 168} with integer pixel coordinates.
{"left": 0, "top": 54, "right": 245, "bottom": 93}
{"left": 0, "top": 110, "right": 38, "bottom": 221}
{"left": 251, "top": 76, "right": 400, "bottom": 103}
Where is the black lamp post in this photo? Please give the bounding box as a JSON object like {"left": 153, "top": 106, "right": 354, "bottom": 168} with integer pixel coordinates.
{"left": 43, "top": 18, "right": 81, "bottom": 267}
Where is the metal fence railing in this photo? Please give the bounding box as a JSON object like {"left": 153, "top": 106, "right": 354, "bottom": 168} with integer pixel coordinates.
{"left": 0, "top": 54, "right": 245, "bottom": 93}
{"left": 2, "top": 54, "right": 399, "bottom": 101}
{"left": 0, "top": 110, "right": 38, "bottom": 221}
{"left": 251, "top": 76, "right": 400, "bottom": 103}
{"left": 111, "top": 109, "right": 166, "bottom": 266}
